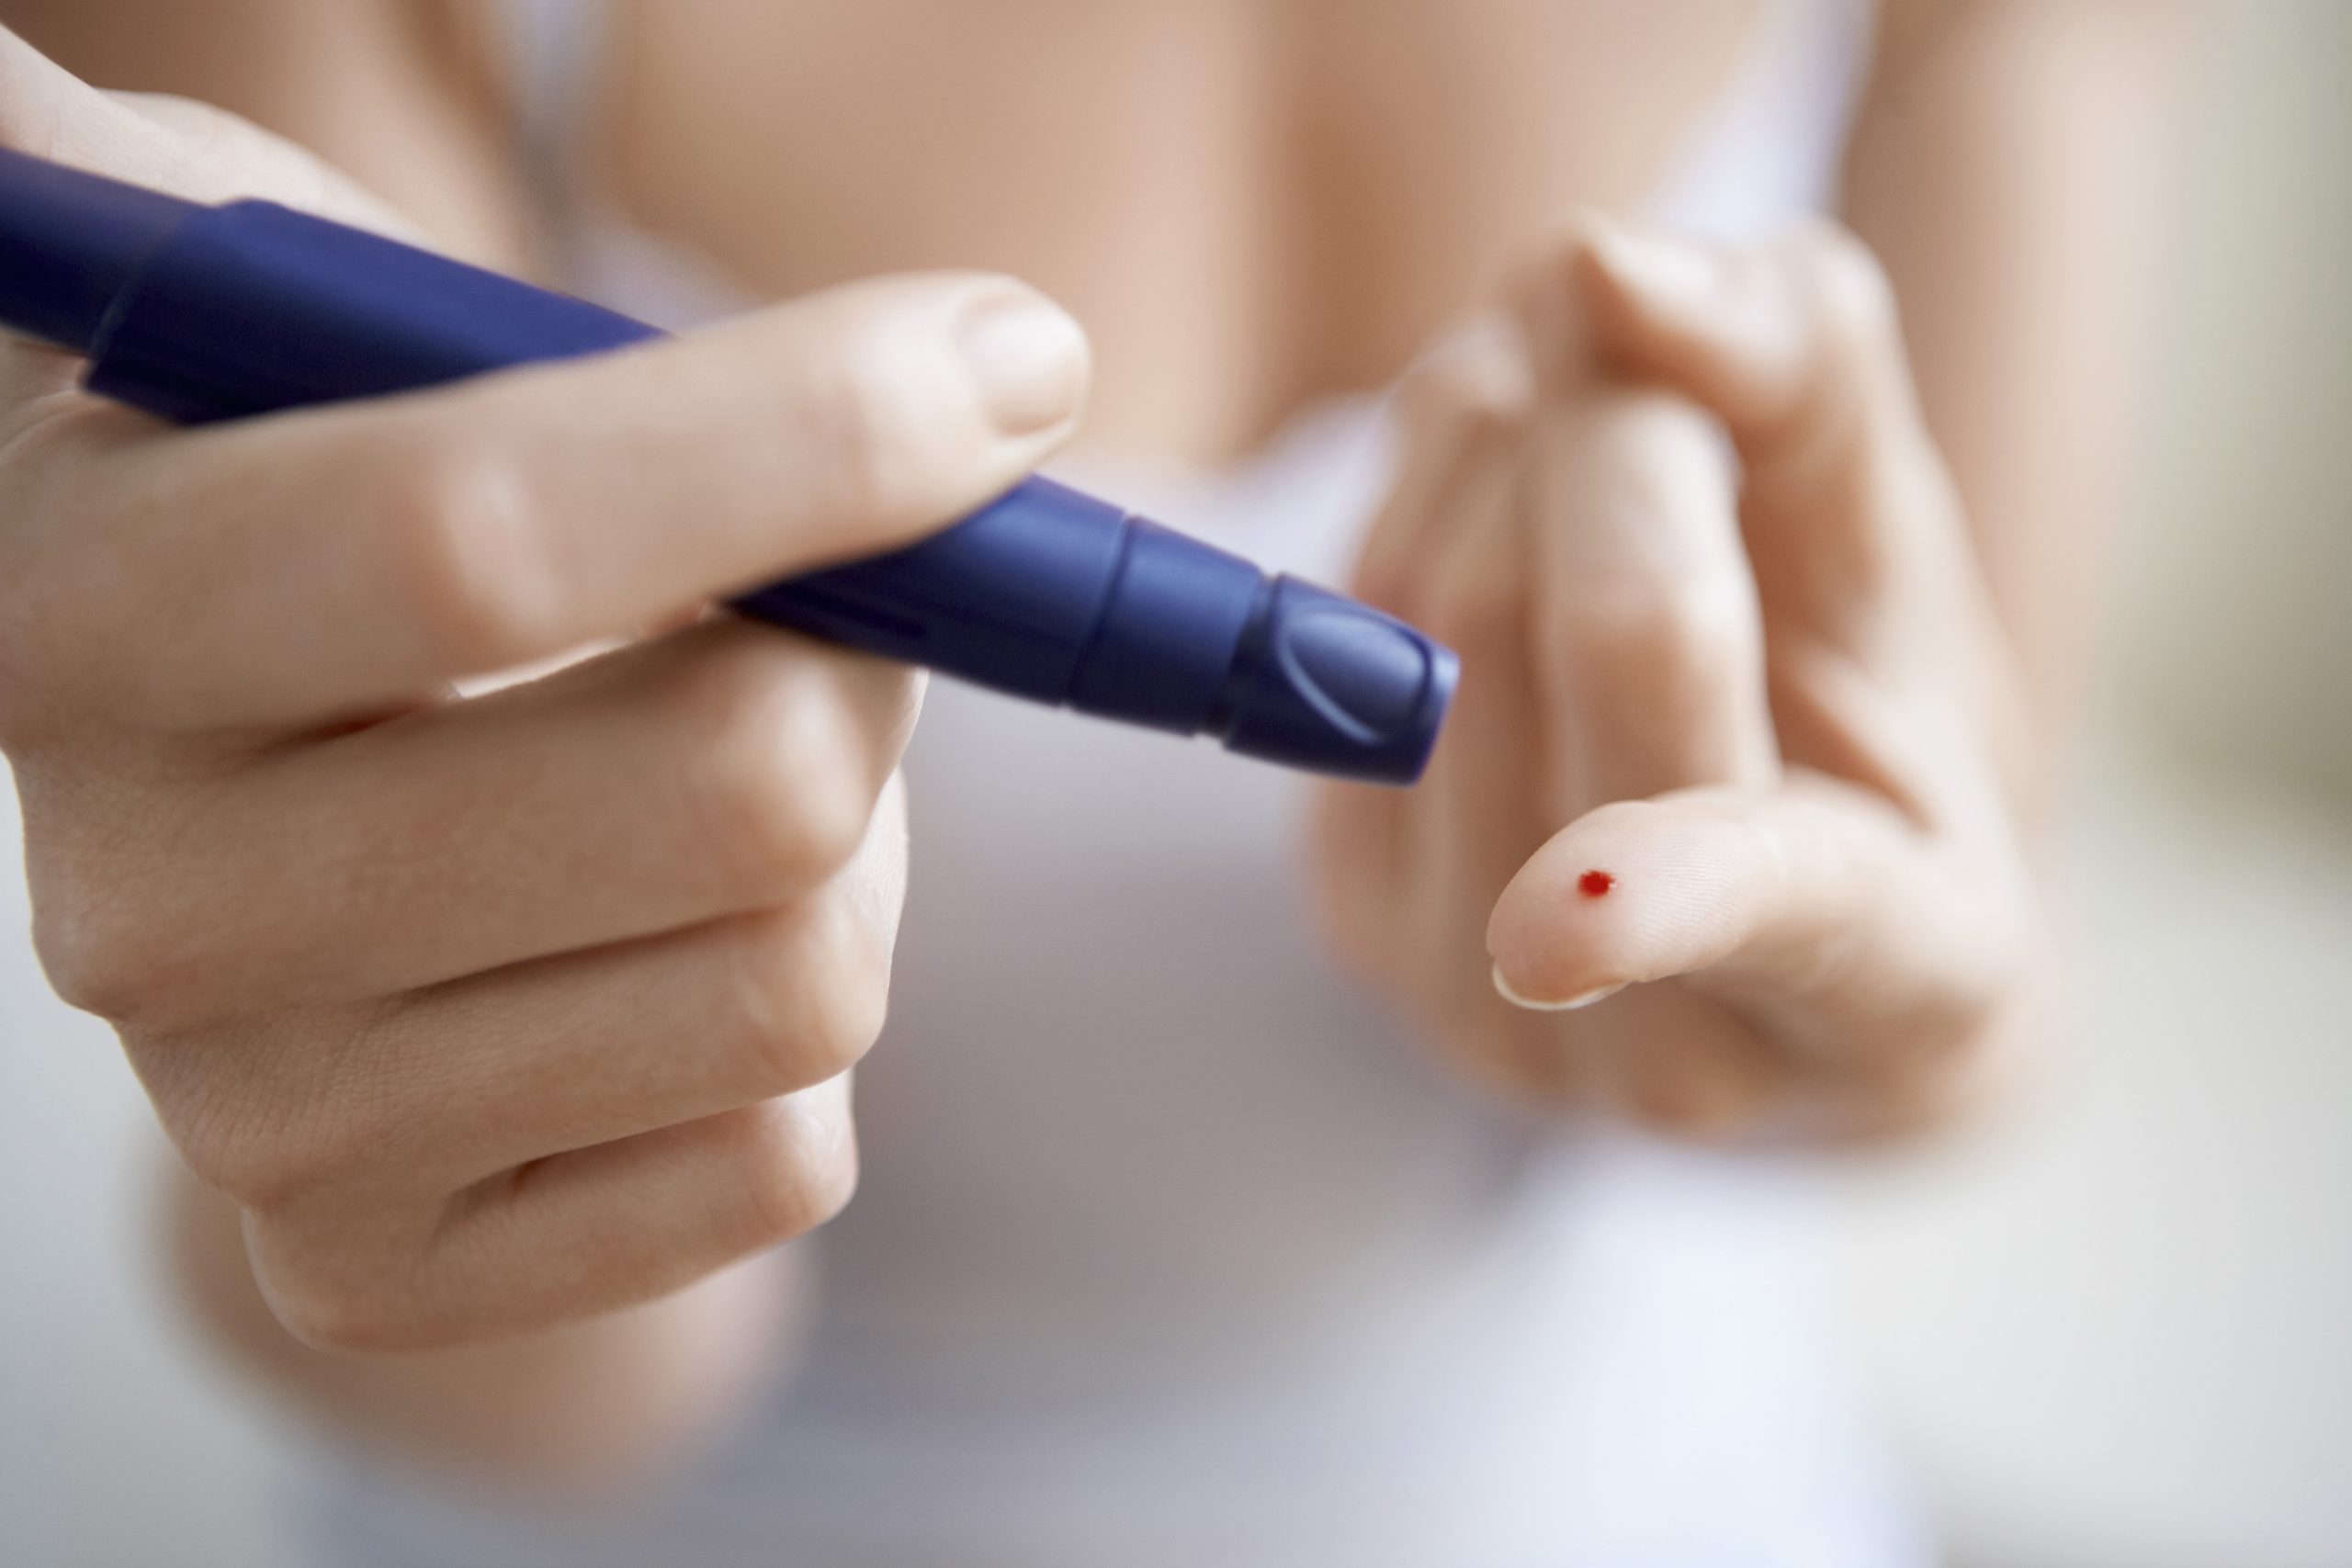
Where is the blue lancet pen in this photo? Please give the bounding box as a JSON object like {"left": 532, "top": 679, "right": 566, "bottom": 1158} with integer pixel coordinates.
{"left": 0, "top": 148, "right": 1455, "bottom": 783}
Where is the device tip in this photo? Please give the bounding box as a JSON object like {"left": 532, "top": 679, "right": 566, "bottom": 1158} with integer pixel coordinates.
{"left": 1218, "top": 577, "right": 1458, "bottom": 784}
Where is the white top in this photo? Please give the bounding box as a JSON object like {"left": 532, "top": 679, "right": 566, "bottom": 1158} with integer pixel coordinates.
{"left": 307, "top": 4, "right": 1930, "bottom": 1562}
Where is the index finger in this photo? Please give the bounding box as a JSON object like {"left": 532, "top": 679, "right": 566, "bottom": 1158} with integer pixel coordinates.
{"left": 5, "top": 272, "right": 1087, "bottom": 729}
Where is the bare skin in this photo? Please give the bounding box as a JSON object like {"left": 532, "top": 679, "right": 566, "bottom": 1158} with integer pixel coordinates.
{"left": 1318, "top": 220, "right": 2038, "bottom": 1139}
{"left": 0, "top": 0, "right": 2186, "bottom": 1488}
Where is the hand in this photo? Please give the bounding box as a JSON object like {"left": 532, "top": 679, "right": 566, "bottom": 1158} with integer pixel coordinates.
{"left": 0, "top": 32, "right": 1090, "bottom": 1349}
{"left": 1311, "top": 219, "right": 2034, "bottom": 1140}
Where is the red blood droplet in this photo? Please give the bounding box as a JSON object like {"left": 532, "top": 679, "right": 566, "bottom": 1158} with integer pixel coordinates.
{"left": 1577, "top": 869, "right": 1615, "bottom": 898}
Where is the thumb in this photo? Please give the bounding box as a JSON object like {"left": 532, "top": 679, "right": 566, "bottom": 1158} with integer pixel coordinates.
{"left": 0, "top": 22, "right": 407, "bottom": 231}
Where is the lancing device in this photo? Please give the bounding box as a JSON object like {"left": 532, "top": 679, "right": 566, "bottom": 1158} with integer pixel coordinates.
{"left": 0, "top": 148, "right": 1454, "bottom": 783}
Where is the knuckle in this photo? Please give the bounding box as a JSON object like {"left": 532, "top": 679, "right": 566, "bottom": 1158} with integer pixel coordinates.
{"left": 257, "top": 1262, "right": 377, "bottom": 1352}
{"left": 1555, "top": 576, "right": 1756, "bottom": 700}
{"left": 735, "top": 1100, "right": 861, "bottom": 1247}
{"left": 682, "top": 649, "right": 876, "bottom": 887}
{"left": 28, "top": 890, "right": 176, "bottom": 1026}
{"left": 1890, "top": 915, "right": 2032, "bottom": 1090}
{"left": 1616, "top": 1057, "right": 1741, "bottom": 1138}
{"left": 27, "top": 898, "right": 123, "bottom": 1020}
{"left": 1608, "top": 1032, "right": 1773, "bottom": 1142}
{"left": 164, "top": 1090, "right": 333, "bottom": 1213}
{"left": 1623, "top": 1085, "right": 1722, "bottom": 1139}
{"left": 159, "top": 1093, "right": 261, "bottom": 1203}
{"left": 245, "top": 1205, "right": 458, "bottom": 1353}
{"left": 254, "top": 1248, "right": 419, "bottom": 1354}
{"left": 724, "top": 912, "right": 892, "bottom": 1093}
{"left": 376, "top": 433, "right": 557, "bottom": 671}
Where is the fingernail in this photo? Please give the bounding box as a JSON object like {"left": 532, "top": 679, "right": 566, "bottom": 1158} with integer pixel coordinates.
{"left": 957, "top": 289, "right": 1089, "bottom": 435}
{"left": 1491, "top": 964, "right": 1625, "bottom": 1012}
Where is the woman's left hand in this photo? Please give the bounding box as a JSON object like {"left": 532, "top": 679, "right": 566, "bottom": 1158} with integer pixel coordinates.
{"left": 1310, "top": 220, "right": 2037, "bottom": 1140}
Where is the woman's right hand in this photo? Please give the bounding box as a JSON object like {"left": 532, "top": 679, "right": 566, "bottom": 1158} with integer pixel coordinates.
{"left": 0, "top": 30, "right": 1089, "bottom": 1352}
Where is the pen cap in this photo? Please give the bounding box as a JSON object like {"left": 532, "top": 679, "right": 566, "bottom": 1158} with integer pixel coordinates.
{"left": 1213, "top": 576, "right": 1458, "bottom": 783}
{"left": 747, "top": 484, "right": 1454, "bottom": 783}
{"left": 1068, "top": 525, "right": 1456, "bottom": 783}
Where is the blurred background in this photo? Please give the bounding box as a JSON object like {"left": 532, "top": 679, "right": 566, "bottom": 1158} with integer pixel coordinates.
{"left": 1831, "top": 3, "right": 2352, "bottom": 1563}
{"left": 3, "top": 4, "right": 2347, "bottom": 1564}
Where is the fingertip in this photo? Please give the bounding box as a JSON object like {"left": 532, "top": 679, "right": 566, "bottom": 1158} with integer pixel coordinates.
{"left": 1506, "top": 214, "right": 1770, "bottom": 428}
{"left": 1576, "top": 220, "right": 1721, "bottom": 311}
{"left": 1508, "top": 209, "right": 1618, "bottom": 389}
{"left": 1486, "top": 794, "right": 1772, "bottom": 1007}
{"left": 1571, "top": 223, "right": 1747, "bottom": 390}
{"left": 1615, "top": 1023, "right": 1797, "bottom": 1141}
